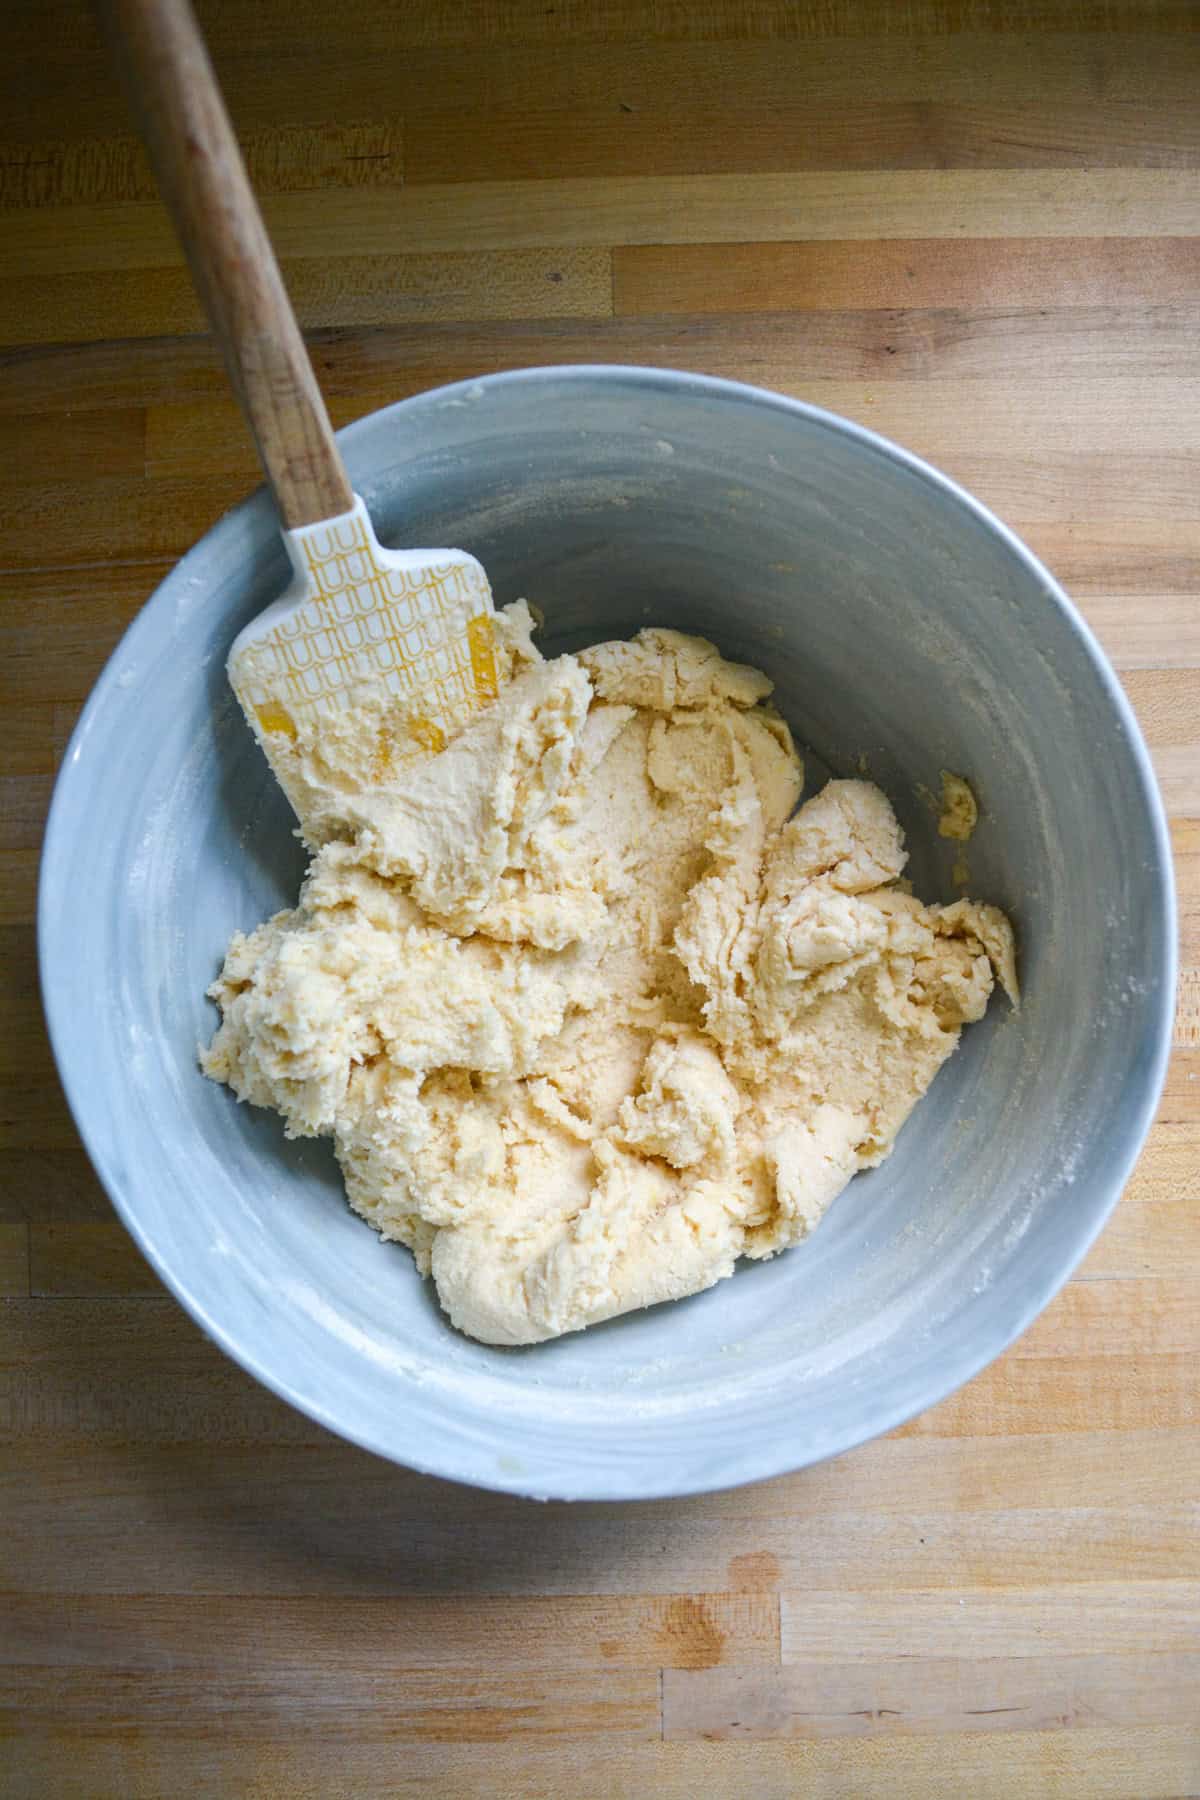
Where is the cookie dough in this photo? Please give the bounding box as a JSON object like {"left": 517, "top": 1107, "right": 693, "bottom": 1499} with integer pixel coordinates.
{"left": 938, "top": 770, "right": 979, "bottom": 841}
{"left": 203, "top": 616, "right": 1017, "bottom": 1346}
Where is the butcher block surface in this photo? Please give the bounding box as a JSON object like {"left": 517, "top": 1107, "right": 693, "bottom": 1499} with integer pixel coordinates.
{"left": 1, "top": 3, "right": 1198, "bottom": 1795}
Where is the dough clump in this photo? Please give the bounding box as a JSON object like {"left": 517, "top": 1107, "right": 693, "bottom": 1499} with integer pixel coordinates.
{"left": 938, "top": 769, "right": 979, "bottom": 841}
{"left": 203, "top": 614, "right": 1017, "bottom": 1345}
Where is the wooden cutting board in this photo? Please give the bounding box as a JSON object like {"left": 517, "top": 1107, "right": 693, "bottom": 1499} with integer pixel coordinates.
{"left": 1, "top": 3, "right": 1197, "bottom": 1795}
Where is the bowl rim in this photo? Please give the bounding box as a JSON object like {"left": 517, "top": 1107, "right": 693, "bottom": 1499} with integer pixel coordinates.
{"left": 39, "top": 362, "right": 1178, "bottom": 1501}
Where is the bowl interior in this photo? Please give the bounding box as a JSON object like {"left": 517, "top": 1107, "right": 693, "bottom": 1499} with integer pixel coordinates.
{"left": 41, "top": 368, "right": 1174, "bottom": 1498}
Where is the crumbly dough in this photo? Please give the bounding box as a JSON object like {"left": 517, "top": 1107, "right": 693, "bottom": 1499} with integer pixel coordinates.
{"left": 938, "top": 770, "right": 980, "bottom": 841}
{"left": 203, "top": 615, "right": 1017, "bottom": 1346}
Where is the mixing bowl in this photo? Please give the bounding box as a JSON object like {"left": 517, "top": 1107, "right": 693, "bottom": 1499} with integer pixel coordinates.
{"left": 40, "top": 366, "right": 1175, "bottom": 1500}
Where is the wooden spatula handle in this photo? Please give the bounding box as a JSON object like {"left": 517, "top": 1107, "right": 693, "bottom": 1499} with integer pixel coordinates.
{"left": 97, "top": 0, "right": 354, "bottom": 528}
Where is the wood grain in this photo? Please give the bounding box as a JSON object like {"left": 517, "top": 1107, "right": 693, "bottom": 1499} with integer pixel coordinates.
{"left": 1077, "top": 1199, "right": 1200, "bottom": 1278}
{"left": 29, "top": 1221, "right": 159, "bottom": 1297}
{"left": 137, "top": 376, "right": 1200, "bottom": 464}
{"left": 5, "top": 309, "right": 1199, "bottom": 416}
{"left": 1, "top": 0, "right": 1198, "bottom": 1793}
{"left": 96, "top": 0, "right": 353, "bottom": 526}
{"left": 6, "top": 1730, "right": 1200, "bottom": 1800}
{"left": 664, "top": 1651, "right": 1200, "bottom": 1739}
{"left": 0, "top": 247, "right": 612, "bottom": 346}
{"left": 2, "top": 1431, "right": 1198, "bottom": 1594}
{"left": 0, "top": 1592, "right": 779, "bottom": 1671}
{"left": 615, "top": 239, "right": 1200, "bottom": 314}
{"left": 8, "top": 171, "right": 1200, "bottom": 281}
{"left": 0, "top": 122, "right": 404, "bottom": 211}
{"left": 780, "top": 1585, "right": 1200, "bottom": 1662}
{"left": 0, "top": 1223, "right": 27, "bottom": 1295}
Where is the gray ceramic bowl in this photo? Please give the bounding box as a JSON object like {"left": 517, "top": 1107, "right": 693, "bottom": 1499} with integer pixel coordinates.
{"left": 40, "top": 367, "right": 1175, "bottom": 1499}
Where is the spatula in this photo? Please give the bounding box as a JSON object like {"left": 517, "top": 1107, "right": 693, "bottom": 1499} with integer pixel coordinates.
{"left": 99, "top": 0, "right": 500, "bottom": 823}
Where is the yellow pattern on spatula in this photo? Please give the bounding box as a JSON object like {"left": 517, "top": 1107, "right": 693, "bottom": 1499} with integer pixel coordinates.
{"left": 228, "top": 498, "right": 498, "bottom": 765}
